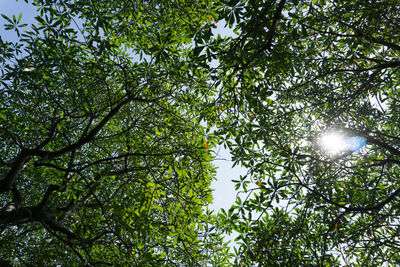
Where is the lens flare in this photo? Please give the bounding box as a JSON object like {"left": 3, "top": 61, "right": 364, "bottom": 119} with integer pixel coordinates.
{"left": 320, "top": 132, "right": 367, "bottom": 155}
{"left": 320, "top": 133, "right": 347, "bottom": 154}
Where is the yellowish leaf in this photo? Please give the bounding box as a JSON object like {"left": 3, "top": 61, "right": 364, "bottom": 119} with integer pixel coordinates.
{"left": 256, "top": 181, "right": 265, "bottom": 187}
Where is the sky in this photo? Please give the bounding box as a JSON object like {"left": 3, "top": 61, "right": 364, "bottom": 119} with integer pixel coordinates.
{"left": 0, "top": 1, "right": 245, "bottom": 252}
{"left": 0, "top": 0, "right": 37, "bottom": 42}
{"left": 0, "top": 0, "right": 245, "bottom": 220}
{"left": 4, "top": 2, "right": 384, "bottom": 264}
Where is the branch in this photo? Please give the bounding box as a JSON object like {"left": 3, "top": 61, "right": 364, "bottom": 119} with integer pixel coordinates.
{"left": 367, "top": 158, "right": 400, "bottom": 168}
{"left": 347, "top": 187, "right": 400, "bottom": 213}
{"left": 11, "top": 184, "right": 22, "bottom": 205}
{"left": 332, "top": 15, "right": 400, "bottom": 52}
{"left": 366, "top": 136, "right": 400, "bottom": 157}
{"left": 0, "top": 150, "right": 30, "bottom": 193}
{"left": 0, "top": 204, "right": 75, "bottom": 239}
{"left": 28, "top": 97, "right": 132, "bottom": 160}
{"left": 331, "top": 186, "right": 400, "bottom": 231}
{"left": 302, "top": 184, "right": 347, "bottom": 209}
{"left": 40, "top": 211, "right": 75, "bottom": 238}
{"left": 338, "top": 127, "right": 400, "bottom": 157}
{"left": 227, "top": 1, "right": 275, "bottom": 53}
{"left": 261, "top": 0, "right": 286, "bottom": 52}
{"left": 288, "top": 61, "right": 400, "bottom": 95}
{"left": 38, "top": 184, "right": 61, "bottom": 208}
{"left": 79, "top": 151, "right": 178, "bottom": 171}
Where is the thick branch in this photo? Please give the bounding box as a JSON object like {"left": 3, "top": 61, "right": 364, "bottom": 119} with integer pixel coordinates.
{"left": 338, "top": 127, "right": 400, "bottom": 157}
{"left": 0, "top": 151, "right": 30, "bottom": 193}
{"left": 347, "top": 187, "right": 400, "bottom": 213}
{"left": 262, "top": 0, "right": 286, "bottom": 52}
{"left": 0, "top": 204, "right": 75, "bottom": 239}
{"left": 366, "top": 136, "right": 400, "bottom": 157}
{"left": 0, "top": 97, "right": 133, "bottom": 195}
{"left": 11, "top": 184, "right": 22, "bottom": 205}
{"left": 29, "top": 97, "right": 132, "bottom": 160}
{"left": 332, "top": 187, "right": 400, "bottom": 230}
{"left": 38, "top": 184, "right": 61, "bottom": 208}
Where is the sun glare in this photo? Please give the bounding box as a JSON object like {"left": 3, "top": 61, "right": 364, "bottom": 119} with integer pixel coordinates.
{"left": 320, "top": 133, "right": 347, "bottom": 154}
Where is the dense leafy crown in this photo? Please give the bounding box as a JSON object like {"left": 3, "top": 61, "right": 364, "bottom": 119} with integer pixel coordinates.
{"left": 214, "top": 0, "right": 400, "bottom": 266}
{"left": 1, "top": 0, "right": 400, "bottom": 266}
{"left": 0, "top": 0, "right": 228, "bottom": 265}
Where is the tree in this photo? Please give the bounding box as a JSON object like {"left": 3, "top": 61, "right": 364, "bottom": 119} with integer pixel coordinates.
{"left": 211, "top": 0, "right": 400, "bottom": 265}
{"left": 0, "top": 0, "right": 231, "bottom": 265}
{"left": 3, "top": 0, "right": 400, "bottom": 266}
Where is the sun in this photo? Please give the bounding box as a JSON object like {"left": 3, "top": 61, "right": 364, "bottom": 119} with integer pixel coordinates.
{"left": 320, "top": 132, "right": 347, "bottom": 154}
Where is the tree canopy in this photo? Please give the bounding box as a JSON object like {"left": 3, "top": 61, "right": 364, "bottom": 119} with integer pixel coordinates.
{"left": 1, "top": 0, "right": 400, "bottom": 266}
{"left": 214, "top": 0, "right": 400, "bottom": 266}
{"left": 0, "top": 0, "right": 229, "bottom": 265}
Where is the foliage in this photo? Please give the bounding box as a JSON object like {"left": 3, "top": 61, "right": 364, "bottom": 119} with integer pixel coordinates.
{"left": 0, "top": 0, "right": 230, "bottom": 265}
{"left": 2, "top": 0, "right": 400, "bottom": 266}
{"left": 212, "top": 0, "right": 400, "bottom": 266}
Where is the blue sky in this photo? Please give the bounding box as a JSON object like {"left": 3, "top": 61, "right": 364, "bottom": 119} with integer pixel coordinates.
{"left": 0, "top": 1, "right": 37, "bottom": 42}
{"left": 0, "top": 0, "right": 244, "bottom": 215}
